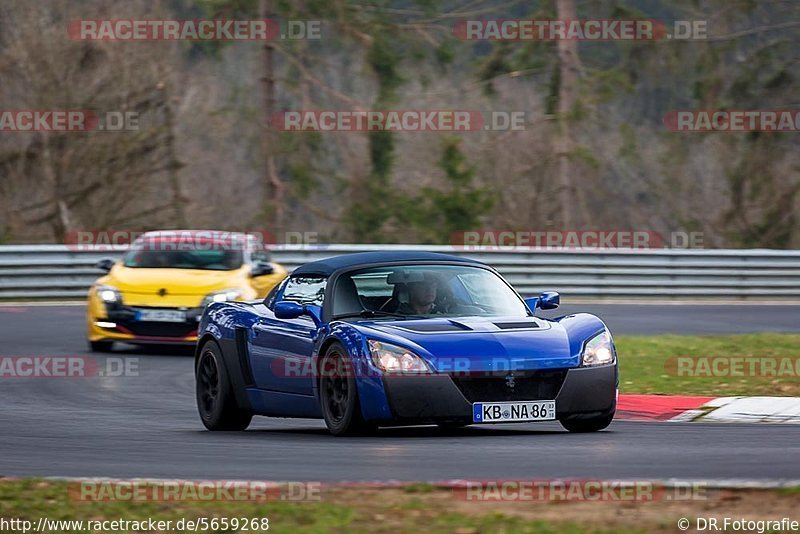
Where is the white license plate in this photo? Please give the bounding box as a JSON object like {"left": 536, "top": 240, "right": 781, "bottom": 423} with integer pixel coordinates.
{"left": 473, "top": 401, "right": 556, "bottom": 423}
{"left": 135, "top": 309, "right": 186, "bottom": 323}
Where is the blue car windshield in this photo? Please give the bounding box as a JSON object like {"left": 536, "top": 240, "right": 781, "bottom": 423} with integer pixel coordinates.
{"left": 337, "top": 264, "right": 530, "bottom": 318}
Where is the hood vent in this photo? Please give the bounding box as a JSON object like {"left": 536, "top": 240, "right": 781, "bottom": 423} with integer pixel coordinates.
{"left": 493, "top": 321, "right": 540, "bottom": 330}
{"left": 393, "top": 321, "right": 472, "bottom": 332}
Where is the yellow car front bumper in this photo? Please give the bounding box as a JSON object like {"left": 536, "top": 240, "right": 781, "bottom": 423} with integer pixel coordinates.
{"left": 87, "top": 293, "right": 200, "bottom": 345}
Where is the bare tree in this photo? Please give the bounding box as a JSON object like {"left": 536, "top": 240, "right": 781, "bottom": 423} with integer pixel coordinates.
{"left": 555, "top": 0, "right": 580, "bottom": 228}
{"left": 260, "top": 0, "right": 284, "bottom": 232}
{"left": 0, "top": 0, "right": 186, "bottom": 241}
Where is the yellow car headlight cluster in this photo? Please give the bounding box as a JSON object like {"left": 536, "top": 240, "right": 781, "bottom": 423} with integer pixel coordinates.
{"left": 201, "top": 289, "right": 242, "bottom": 308}
{"left": 96, "top": 285, "right": 122, "bottom": 304}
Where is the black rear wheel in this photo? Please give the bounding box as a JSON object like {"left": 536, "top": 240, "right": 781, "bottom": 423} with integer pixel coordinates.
{"left": 196, "top": 340, "right": 252, "bottom": 431}
{"left": 319, "top": 343, "right": 372, "bottom": 436}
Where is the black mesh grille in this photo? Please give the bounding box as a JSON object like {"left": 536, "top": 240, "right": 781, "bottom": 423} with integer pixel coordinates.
{"left": 451, "top": 370, "right": 567, "bottom": 402}
{"left": 118, "top": 320, "right": 197, "bottom": 338}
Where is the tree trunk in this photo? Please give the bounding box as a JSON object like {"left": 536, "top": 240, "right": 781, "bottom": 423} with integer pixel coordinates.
{"left": 159, "top": 78, "right": 186, "bottom": 227}
{"left": 555, "top": 0, "right": 579, "bottom": 228}
{"left": 40, "top": 134, "right": 71, "bottom": 242}
{"left": 261, "top": 0, "right": 283, "bottom": 234}
{"left": 154, "top": 0, "right": 186, "bottom": 227}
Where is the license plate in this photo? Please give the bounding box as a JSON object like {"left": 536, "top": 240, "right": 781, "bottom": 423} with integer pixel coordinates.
{"left": 473, "top": 401, "right": 556, "bottom": 423}
{"left": 135, "top": 309, "right": 186, "bottom": 323}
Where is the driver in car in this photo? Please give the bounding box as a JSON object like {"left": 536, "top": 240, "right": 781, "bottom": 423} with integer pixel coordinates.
{"left": 397, "top": 277, "right": 443, "bottom": 315}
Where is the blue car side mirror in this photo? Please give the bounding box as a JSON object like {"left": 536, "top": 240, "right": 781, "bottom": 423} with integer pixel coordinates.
{"left": 539, "top": 291, "right": 560, "bottom": 310}
{"left": 274, "top": 301, "right": 323, "bottom": 326}
{"left": 274, "top": 301, "right": 304, "bottom": 319}
{"left": 525, "top": 292, "right": 560, "bottom": 312}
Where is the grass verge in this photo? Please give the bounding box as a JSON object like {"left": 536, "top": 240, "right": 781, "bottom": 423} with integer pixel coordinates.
{"left": 616, "top": 333, "right": 800, "bottom": 396}
{"left": 2, "top": 479, "right": 800, "bottom": 533}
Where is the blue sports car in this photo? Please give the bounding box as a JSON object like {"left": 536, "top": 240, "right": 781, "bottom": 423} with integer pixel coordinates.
{"left": 194, "top": 251, "right": 618, "bottom": 435}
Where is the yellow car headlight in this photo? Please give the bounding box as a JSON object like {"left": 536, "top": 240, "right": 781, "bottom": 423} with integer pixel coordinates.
{"left": 96, "top": 285, "right": 122, "bottom": 304}
{"left": 201, "top": 289, "right": 242, "bottom": 308}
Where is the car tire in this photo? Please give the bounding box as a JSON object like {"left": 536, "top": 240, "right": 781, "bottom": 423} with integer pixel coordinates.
{"left": 196, "top": 340, "right": 252, "bottom": 431}
{"left": 319, "top": 343, "right": 372, "bottom": 436}
{"left": 437, "top": 422, "right": 469, "bottom": 430}
{"left": 89, "top": 340, "right": 113, "bottom": 352}
{"left": 559, "top": 412, "right": 615, "bottom": 433}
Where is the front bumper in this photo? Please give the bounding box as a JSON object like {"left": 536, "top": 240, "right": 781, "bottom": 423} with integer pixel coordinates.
{"left": 88, "top": 303, "right": 201, "bottom": 344}
{"left": 381, "top": 364, "right": 617, "bottom": 424}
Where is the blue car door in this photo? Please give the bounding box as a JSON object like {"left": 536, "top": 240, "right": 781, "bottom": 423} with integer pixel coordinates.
{"left": 248, "top": 276, "right": 326, "bottom": 396}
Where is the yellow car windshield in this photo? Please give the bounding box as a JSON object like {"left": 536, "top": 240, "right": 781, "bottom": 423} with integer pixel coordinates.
{"left": 122, "top": 249, "right": 243, "bottom": 271}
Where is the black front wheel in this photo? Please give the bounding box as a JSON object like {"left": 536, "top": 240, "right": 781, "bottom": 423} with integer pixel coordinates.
{"left": 89, "top": 340, "right": 113, "bottom": 352}
{"left": 559, "top": 412, "right": 614, "bottom": 433}
{"left": 319, "top": 343, "right": 372, "bottom": 436}
{"left": 437, "top": 422, "right": 470, "bottom": 430}
{"left": 196, "top": 340, "right": 252, "bottom": 431}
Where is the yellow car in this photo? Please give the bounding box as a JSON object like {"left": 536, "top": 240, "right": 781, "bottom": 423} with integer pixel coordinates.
{"left": 87, "top": 230, "right": 287, "bottom": 351}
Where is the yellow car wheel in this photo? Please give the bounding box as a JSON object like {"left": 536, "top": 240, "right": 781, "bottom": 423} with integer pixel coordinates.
{"left": 89, "top": 340, "right": 114, "bottom": 352}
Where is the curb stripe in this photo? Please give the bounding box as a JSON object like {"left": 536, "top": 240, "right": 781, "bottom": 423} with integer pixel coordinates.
{"left": 617, "top": 394, "right": 800, "bottom": 424}
{"left": 616, "top": 394, "right": 715, "bottom": 421}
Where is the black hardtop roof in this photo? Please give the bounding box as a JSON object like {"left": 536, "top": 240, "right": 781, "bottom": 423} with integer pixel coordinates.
{"left": 290, "top": 250, "right": 484, "bottom": 276}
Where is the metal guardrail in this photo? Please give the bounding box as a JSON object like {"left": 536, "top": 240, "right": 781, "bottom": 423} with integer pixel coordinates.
{"left": 1, "top": 244, "right": 800, "bottom": 300}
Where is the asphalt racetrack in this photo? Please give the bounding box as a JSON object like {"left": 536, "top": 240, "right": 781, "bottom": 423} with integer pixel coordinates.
{"left": 1, "top": 304, "right": 799, "bottom": 482}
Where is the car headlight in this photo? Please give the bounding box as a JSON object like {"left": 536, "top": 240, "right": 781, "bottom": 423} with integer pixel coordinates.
{"left": 368, "top": 340, "right": 431, "bottom": 373}
{"left": 581, "top": 330, "right": 616, "bottom": 367}
{"left": 201, "top": 289, "right": 243, "bottom": 307}
{"left": 96, "top": 285, "right": 121, "bottom": 304}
